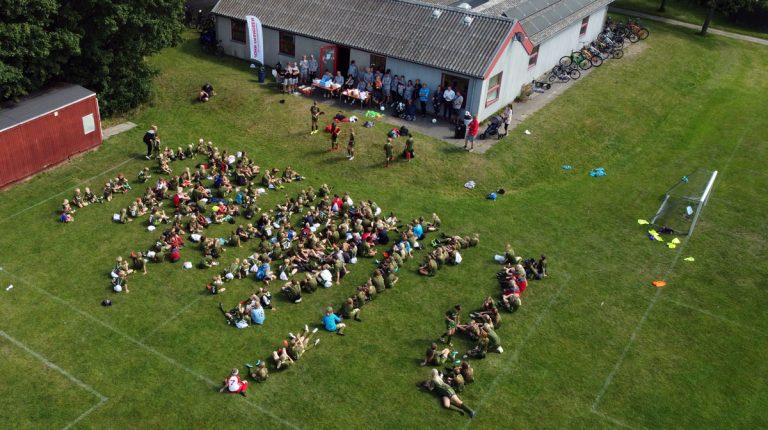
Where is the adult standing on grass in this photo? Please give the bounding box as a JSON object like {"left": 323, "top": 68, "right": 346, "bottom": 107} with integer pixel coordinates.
{"left": 219, "top": 368, "right": 248, "bottom": 396}
{"left": 464, "top": 115, "right": 479, "bottom": 152}
{"left": 347, "top": 129, "right": 356, "bottom": 161}
{"left": 310, "top": 101, "right": 322, "bottom": 135}
{"left": 421, "top": 369, "right": 476, "bottom": 418}
{"left": 384, "top": 137, "right": 394, "bottom": 167}
{"left": 322, "top": 306, "right": 346, "bottom": 335}
{"left": 143, "top": 125, "right": 157, "bottom": 159}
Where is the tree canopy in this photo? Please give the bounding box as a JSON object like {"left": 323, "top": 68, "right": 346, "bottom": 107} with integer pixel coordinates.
{"left": 0, "top": 0, "right": 183, "bottom": 115}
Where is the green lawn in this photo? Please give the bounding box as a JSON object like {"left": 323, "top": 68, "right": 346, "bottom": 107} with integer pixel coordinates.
{"left": 0, "top": 23, "right": 767, "bottom": 429}
{"left": 613, "top": 0, "right": 768, "bottom": 39}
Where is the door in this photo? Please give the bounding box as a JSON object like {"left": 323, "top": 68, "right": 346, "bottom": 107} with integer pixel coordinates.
{"left": 442, "top": 73, "right": 470, "bottom": 109}
{"left": 320, "top": 46, "right": 337, "bottom": 75}
{"left": 337, "top": 47, "right": 351, "bottom": 76}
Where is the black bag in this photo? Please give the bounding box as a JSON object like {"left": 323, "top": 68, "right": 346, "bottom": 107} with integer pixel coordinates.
{"left": 454, "top": 124, "right": 466, "bottom": 139}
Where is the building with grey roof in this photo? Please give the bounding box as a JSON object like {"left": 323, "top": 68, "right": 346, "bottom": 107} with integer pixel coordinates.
{"left": 212, "top": 0, "right": 612, "bottom": 121}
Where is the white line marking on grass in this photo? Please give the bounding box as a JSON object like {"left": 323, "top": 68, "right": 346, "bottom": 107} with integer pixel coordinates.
{"left": 593, "top": 133, "right": 738, "bottom": 418}
{"left": 664, "top": 298, "right": 764, "bottom": 335}
{"left": 139, "top": 296, "right": 204, "bottom": 343}
{"left": 0, "top": 330, "right": 109, "bottom": 430}
{"left": 0, "top": 330, "right": 107, "bottom": 401}
{"left": 63, "top": 398, "right": 109, "bottom": 430}
{"left": 464, "top": 273, "right": 571, "bottom": 429}
{"left": 590, "top": 409, "right": 638, "bottom": 429}
{"left": 1, "top": 269, "right": 302, "bottom": 430}
{"left": 591, "top": 235, "right": 689, "bottom": 413}
{"left": 0, "top": 156, "right": 138, "bottom": 224}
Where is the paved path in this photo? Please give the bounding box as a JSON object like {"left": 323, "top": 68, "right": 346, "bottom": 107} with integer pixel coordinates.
{"left": 102, "top": 121, "right": 137, "bottom": 140}
{"left": 610, "top": 7, "right": 768, "bottom": 46}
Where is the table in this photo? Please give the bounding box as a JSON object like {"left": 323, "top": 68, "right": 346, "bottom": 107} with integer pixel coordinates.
{"left": 312, "top": 81, "right": 341, "bottom": 99}
{"left": 341, "top": 89, "right": 371, "bottom": 109}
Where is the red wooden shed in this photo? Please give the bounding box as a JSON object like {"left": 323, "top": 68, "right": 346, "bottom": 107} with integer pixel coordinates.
{"left": 0, "top": 83, "right": 102, "bottom": 189}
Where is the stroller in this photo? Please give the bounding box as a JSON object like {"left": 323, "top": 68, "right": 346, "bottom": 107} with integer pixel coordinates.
{"left": 391, "top": 101, "right": 406, "bottom": 118}
{"left": 479, "top": 115, "right": 504, "bottom": 140}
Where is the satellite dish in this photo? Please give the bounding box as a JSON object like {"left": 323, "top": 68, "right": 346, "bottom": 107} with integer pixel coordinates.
{"left": 432, "top": 9, "right": 442, "bottom": 18}
{"left": 457, "top": 3, "right": 471, "bottom": 10}
{"left": 463, "top": 16, "right": 474, "bottom": 26}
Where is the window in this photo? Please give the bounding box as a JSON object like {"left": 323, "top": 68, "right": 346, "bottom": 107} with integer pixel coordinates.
{"left": 580, "top": 16, "right": 589, "bottom": 37}
{"left": 370, "top": 54, "right": 386, "bottom": 73}
{"left": 485, "top": 72, "right": 502, "bottom": 107}
{"left": 279, "top": 32, "right": 295, "bottom": 56}
{"left": 231, "top": 19, "right": 246, "bottom": 43}
{"left": 528, "top": 45, "right": 540, "bottom": 68}
{"left": 82, "top": 114, "right": 95, "bottom": 134}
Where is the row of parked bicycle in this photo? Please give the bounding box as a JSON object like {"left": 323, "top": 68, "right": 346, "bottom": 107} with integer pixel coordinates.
{"left": 547, "top": 17, "right": 650, "bottom": 83}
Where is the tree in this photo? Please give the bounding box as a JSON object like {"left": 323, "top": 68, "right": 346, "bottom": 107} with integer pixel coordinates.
{"left": 698, "top": 0, "right": 767, "bottom": 35}
{"left": 700, "top": 0, "right": 717, "bottom": 35}
{"left": 658, "top": 0, "right": 669, "bottom": 12}
{"left": 60, "top": 0, "right": 185, "bottom": 115}
{"left": 0, "top": 0, "right": 80, "bottom": 101}
{"left": 0, "top": 0, "right": 183, "bottom": 116}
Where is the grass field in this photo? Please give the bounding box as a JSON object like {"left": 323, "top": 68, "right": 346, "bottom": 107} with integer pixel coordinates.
{"left": 1, "top": 22, "right": 767, "bottom": 429}
{"left": 613, "top": 0, "right": 768, "bottom": 39}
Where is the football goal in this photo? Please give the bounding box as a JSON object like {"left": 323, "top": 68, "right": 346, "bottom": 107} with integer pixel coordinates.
{"left": 650, "top": 169, "right": 718, "bottom": 236}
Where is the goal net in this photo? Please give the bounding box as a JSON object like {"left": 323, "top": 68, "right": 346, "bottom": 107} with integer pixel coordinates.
{"left": 650, "top": 169, "right": 718, "bottom": 236}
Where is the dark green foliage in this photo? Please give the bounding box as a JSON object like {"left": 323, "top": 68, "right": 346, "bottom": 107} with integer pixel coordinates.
{"left": 0, "top": 0, "right": 80, "bottom": 100}
{"left": 0, "top": 0, "right": 183, "bottom": 115}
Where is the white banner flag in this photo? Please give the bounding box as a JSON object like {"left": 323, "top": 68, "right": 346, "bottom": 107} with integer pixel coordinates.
{"left": 245, "top": 15, "right": 264, "bottom": 64}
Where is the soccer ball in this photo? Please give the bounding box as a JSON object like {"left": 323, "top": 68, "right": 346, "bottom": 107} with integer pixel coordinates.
{"left": 380, "top": 105, "right": 385, "bottom": 111}
{"left": 431, "top": 118, "right": 437, "bottom": 124}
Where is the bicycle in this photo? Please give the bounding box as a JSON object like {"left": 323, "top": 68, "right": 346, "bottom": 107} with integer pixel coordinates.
{"left": 559, "top": 51, "right": 592, "bottom": 70}
{"left": 547, "top": 64, "right": 580, "bottom": 82}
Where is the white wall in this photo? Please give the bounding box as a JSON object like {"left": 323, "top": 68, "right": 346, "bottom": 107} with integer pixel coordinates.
{"left": 502, "top": 7, "right": 609, "bottom": 112}
{"left": 216, "top": 9, "right": 609, "bottom": 121}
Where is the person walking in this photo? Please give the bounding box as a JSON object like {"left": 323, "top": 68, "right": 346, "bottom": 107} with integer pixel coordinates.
{"left": 465, "top": 115, "right": 479, "bottom": 152}
{"left": 142, "top": 125, "right": 158, "bottom": 159}
{"left": 347, "top": 129, "right": 356, "bottom": 160}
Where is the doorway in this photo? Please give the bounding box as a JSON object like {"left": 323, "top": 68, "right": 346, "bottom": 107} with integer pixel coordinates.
{"left": 320, "top": 46, "right": 337, "bottom": 75}
{"left": 337, "top": 47, "right": 351, "bottom": 76}
{"left": 441, "top": 73, "right": 470, "bottom": 109}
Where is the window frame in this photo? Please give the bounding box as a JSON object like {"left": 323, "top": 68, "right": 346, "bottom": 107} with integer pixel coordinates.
{"left": 528, "top": 45, "right": 540, "bottom": 69}
{"left": 279, "top": 31, "right": 296, "bottom": 57}
{"left": 580, "top": 16, "right": 589, "bottom": 37}
{"left": 485, "top": 72, "right": 502, "bottom": 107}
{"left": 231, "top": 19, "right": 246, "bottom": 43}
{"left": 369, "top": 54, "right": 386, "bottom": 72}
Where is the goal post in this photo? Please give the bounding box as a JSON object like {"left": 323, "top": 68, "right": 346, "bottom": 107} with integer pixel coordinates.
{"left": 649, "top": 169, "right": 718, "bottom": 236}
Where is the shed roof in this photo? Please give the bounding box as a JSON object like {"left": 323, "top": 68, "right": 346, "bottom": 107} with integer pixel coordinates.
{"left": 212, "top": 0, "right": 515, "bottom": 78}
{"left": 0, "top": 84, "right": 96, "bottom": 132}
{"left": 484, "top": 0, "right": 613, "bottom": 44}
